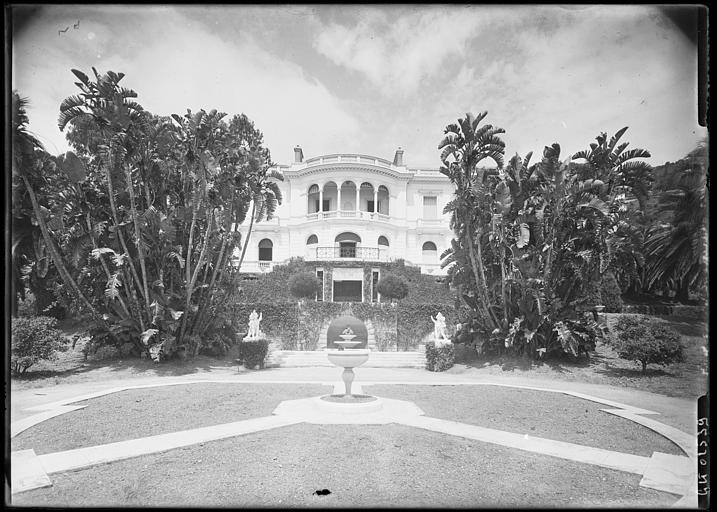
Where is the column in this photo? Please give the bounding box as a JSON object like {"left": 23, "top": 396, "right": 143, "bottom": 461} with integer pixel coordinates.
{"left": 373, "top": 187, "right": 378, "bottom": 215}
{"left": 337, "top": 186, "right": 342, "bottom": 213}
{"left": 355, "top": 187, "right": 360, "bottom": 216}
{"left": 319, "top": 187, "right": 324, "bottom": 217}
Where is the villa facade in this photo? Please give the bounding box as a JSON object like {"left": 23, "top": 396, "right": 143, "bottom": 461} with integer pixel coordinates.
{"left": 234, "top": 146, "right": 455, "bottom": 302}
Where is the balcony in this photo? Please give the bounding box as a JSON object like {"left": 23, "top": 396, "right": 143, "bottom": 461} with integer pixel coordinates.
{"left": 230, "top": 260, "right": 275, "bottom": 273}
{"left": 306, "top": 210, "right": 390, "bottom": 222}
{"left": 308, "top": 246, "right": 390, "bottom": 262}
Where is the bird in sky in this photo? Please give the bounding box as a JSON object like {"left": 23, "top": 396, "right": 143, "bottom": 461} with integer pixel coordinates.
{"left": 58, "top": 26, "right": 69, "bottom": 36}
{"left": 74, "top": 19, "right": 80, "bottom": 29}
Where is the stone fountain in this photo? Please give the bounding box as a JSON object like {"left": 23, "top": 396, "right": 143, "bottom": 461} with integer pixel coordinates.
{"left": 326, "top": 327, "right": 370, "bottom": 397}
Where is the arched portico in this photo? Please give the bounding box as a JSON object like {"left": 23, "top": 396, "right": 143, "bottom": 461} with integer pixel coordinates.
{"left": 306, "top": 180, "right": 390, "bottom": 216}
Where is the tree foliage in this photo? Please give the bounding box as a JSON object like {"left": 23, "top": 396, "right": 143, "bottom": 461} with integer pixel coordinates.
{"left": 376, "top": 274, "right": 409, "bottom": 302}
{"left": 440, "top": 113, "right": 653, "bottom": 360}
{"left": 11, "top": 316, "right": 69, "bottom": 375}
{"left": 13, "top": 68, "right": 282, "bottom": 361}
{"left": 643, "top": 141, "right": 708, "bottom": 302}
{"left": 610, "top": 315, "right": 684, "bottom": 373}
{"left": 288, "top": 271, "right": 321, "bottom": 299}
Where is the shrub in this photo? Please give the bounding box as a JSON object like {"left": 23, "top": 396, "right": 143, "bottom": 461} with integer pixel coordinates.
{"left": 425, "top": 341, "right": 455, "bottom": 372}
{"left": 11, "top": 316, "right": 69, "bottom": 375}
{"left": 600, "top": 272, "right": 623, "bottom": 313}
{"left": 92, "top": 345, "right": 120, "bottom": 361}
{"left": 611, "top": 315, "right": 684, "bottom": 373}
{"left": 199, "top": 332, "right": 233, "bottom": 357}
{"left": 289, "top": 271, "right": 322, "bottom": 299}
{"left": 16, "top": 291, "right": 37, "bottom": 317}
{"left": 237, "top": 339, "right": 269, "bottom": 369}
{"left": 376, "top": 274, "right": 409, "bottom": 302}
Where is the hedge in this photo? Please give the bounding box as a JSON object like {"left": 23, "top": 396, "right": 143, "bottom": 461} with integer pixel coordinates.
{"left": 237, "top": 258, "right": 454, "bottom": 305}
{"left": 225, "top": 300, "right": 456, "bottom": 352}
{"left": 425, "top": 341, "right": 455, "bottom": 371}
{"left": 237, "top": 339, "right": 270, "bottom": 369}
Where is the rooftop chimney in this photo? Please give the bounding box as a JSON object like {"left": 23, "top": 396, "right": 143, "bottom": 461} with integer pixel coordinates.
{"left": 294, "top": 145, "right": 304, "bottom": 163}
{"left": 393, "top": 147, "right": 404, "bottom": 166}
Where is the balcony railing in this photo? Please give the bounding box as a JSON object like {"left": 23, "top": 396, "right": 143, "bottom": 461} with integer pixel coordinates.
{"left": 310, "top": 246, "right": 388, "bottom": 261}
{"left": 230, "top": 260, "right": 275, "bottom": 273}
{"left": 306, "top": 210, "right": 390, "bottom": 222}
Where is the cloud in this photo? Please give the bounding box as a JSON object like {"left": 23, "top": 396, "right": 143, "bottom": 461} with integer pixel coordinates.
{"left": 314, "top": 7, "right": 487, "bottom": 96}
{"left": 11, "top": 5, "right": 705, "bottom": 169}
{"left": 399, "top": 5, "right": 706, "bottom": 167}
{"left": 12, "top": 6, "right": 359, "bottom": 162}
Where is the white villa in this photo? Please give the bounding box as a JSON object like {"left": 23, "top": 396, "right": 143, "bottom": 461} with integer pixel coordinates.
{"left": 234, "top": 146, "right": 455, "bottom": 301}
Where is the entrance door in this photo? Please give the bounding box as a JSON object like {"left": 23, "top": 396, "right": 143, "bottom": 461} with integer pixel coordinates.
{"left": 333, "top": 281, "right": 362, "bottom": 302}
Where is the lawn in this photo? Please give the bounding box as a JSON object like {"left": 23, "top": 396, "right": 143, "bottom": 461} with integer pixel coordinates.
{"left": 367, "top": 385, "right": 683, "bottom": 457}
{"left": 13, "top": 383, "right": 682, "bottom": 458}
{"left": 12, "top": 383, "right": 329, "bottom": 454}
{"left": 13, "top": 423, "right": 678, "bottom": 508}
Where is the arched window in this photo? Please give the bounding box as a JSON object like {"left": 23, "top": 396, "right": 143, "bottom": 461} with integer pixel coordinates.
{"left": 308, "top": 184, "right": 320, "bottom": 213}
{"left": 377, "top": 185, "right": 390, "bottom": 215}
{"left": 335, "top": 232, "right": 361, "bottom": 243}
{"left": 377, "top": 236, "right": 389, "bottom": 247}
{"left": 422, "top": 241, "right": 437, "bottom": 263}
{"left": 307, "top": 234, "right": 318, "bottom": 245}
{"left": 360, "top": 182, "right": 374, "bottom": 212}
{"left": 258, "top": 239, "right": 273, "bottom": 261}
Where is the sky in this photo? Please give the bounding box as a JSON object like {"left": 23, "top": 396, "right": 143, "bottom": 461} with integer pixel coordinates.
{"left": 12, "top": 4, "right": 707, "bottom": 169}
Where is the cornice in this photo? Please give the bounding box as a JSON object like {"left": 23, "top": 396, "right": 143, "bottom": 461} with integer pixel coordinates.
{"left": 283, "top": 164, "right": 414, "bottom": 182}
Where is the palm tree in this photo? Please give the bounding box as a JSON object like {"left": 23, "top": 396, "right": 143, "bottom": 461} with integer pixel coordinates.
{"left": 644, "top": 145, "right": 707, "bottom": 302}
{"left": 439, "top": 112, "right": 506, "bottom": 330}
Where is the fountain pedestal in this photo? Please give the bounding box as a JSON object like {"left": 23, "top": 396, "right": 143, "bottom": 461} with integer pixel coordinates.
{"left": 326, "top": 348, "right": 369, "bottom": 397}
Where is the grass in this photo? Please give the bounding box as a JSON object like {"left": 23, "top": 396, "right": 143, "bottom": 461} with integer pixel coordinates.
{"left": 367, "top": 385, "right": 683, "bottom": 457}
{"left": 12, "top": 423, "right": 678, "bottom": 508}
{"left": 14, "top": 382, "right": 684, "bottom": 458}
{"left": 12, "top": 383, "right": 329, "bottom": 454}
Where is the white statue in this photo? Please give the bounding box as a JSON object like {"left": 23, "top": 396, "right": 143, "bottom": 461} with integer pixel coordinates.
{"left": 246, "top": 309, "right": 263, "bottom": 339}
{"left": 431, "top": 312, "right": 450, "bottom": 345}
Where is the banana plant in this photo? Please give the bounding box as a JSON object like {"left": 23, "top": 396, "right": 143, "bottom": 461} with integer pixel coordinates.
{"left": 439, "top": 112, "right": 506, "bottom": 330}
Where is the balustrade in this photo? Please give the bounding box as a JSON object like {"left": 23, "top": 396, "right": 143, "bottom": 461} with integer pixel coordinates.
{"left": 314, "top": 246, "right": 382, "bottom": 261}
{"left": 305, "top": 210, "right": 390, "bottom": 222}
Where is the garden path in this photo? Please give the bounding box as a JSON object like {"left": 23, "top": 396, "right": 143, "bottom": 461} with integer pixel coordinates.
{"left": 10, "top": 367, "right": 698, "bottom": 507}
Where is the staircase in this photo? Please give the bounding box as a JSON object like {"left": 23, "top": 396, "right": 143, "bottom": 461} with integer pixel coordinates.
{"left": 266, "top": 350, "right": 425, "bottom": 368}
{"left": 316, "top": 320, "right": 378, "bottom": 350}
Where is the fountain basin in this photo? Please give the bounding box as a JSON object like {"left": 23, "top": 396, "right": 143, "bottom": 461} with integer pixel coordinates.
{"left": 327, "top": 348, "right": 369, "bottom": 368}
{"left": 314, "top": 394, "right": 384, "bottom": 414}
{"left": 334, "top": 340, "right": 362, "bottom": 350}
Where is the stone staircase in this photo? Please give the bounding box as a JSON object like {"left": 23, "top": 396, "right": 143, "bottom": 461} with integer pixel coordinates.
{"left": 266, "top": 350, "right": 425, "bottom": 368}
{"left": 316, "top": 320, "right": 378, "bottom": 350}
